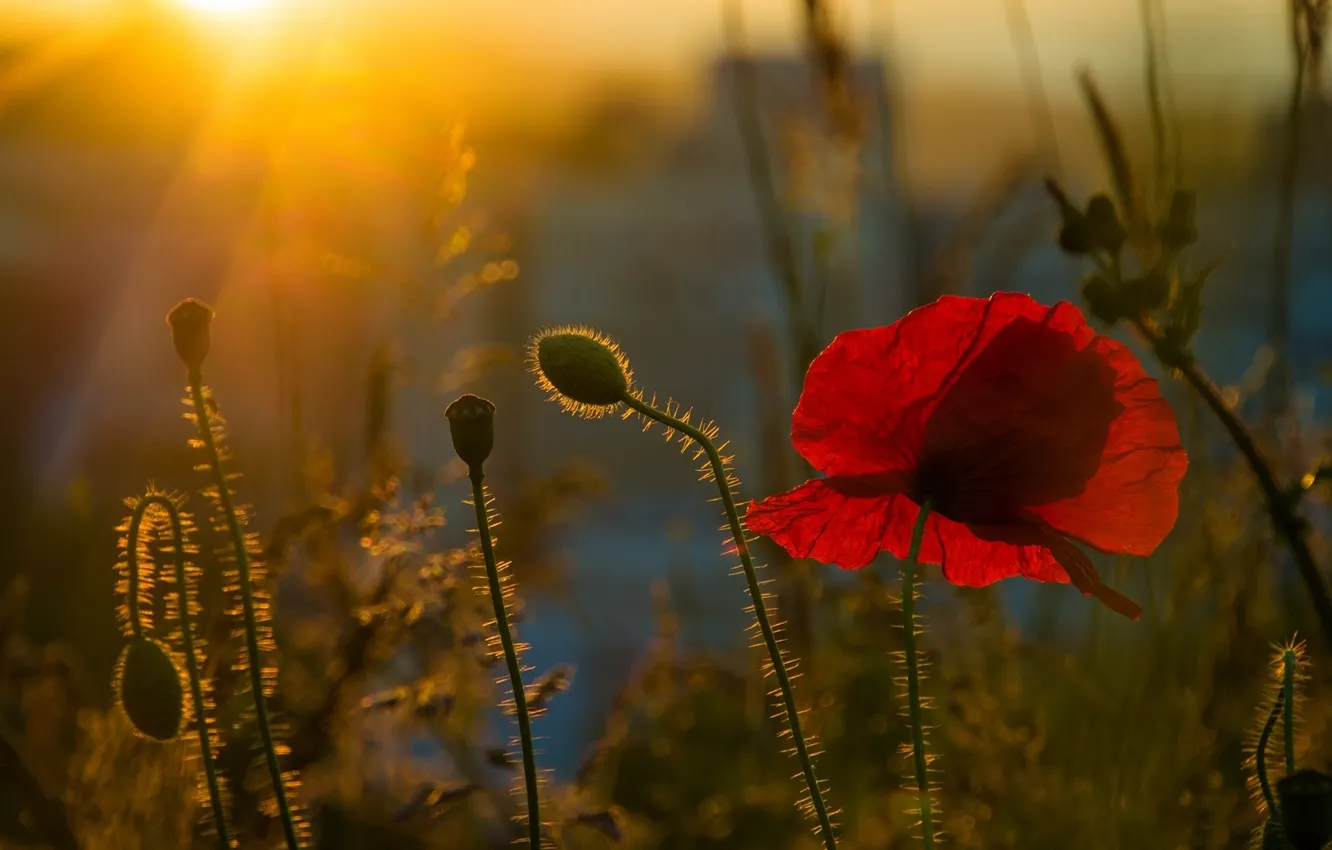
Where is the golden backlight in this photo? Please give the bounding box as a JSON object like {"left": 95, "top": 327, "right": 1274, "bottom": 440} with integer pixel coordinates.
{"left": 178, "top": 0, "right": 272, "bottom": 14}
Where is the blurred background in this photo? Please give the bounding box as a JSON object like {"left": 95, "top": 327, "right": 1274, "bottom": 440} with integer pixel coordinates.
{"left": 1, "top": 0, "right": 1330, "bottom": 847}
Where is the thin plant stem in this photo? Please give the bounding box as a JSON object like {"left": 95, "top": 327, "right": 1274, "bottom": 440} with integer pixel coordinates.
{"left": 1268, "top": 0, "right": 1310, "bottom": 423}
{"left": 621, "top": 391, "right": 837, "bottom": 850}
{"left": 187, "top": 374, "right": 300, "bottom": 850}
{"left": 1139, "top": 0, "right": 1170, "bottom": 206}
{"left": 1124, "top": 316, "right": 1332, "bottom": 652}
{"left": 1256, "top": 684, "right": 1283, "bottom": 817}
{"left": 1283, "top": 650, "right": 1297, "bottom": 775}
{"left": 468, "top": 471, "right": 542, "bottom": 849}
{"left": 900, "top": 501, "right": 937, "bottom": 850}
{"left": 128, "top": 495, "right": 231, "bottom": 849}
{"left": 1004, "top": 0, "right": 1063, "bottom": 176}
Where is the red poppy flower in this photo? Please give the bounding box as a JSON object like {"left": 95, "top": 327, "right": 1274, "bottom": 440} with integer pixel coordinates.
{"left": 745, "top": 292, "right": 1187, "bottom": 619}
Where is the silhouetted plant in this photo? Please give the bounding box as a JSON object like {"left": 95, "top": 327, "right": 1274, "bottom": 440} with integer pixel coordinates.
{"left": 168, "top": 298, "right": 309, "bottom": 849}
{"left": 114, "top": 488, "right": 231, "bottom": 846}
{"left": 529, "top": 326, "right": 840, "bottom": 848}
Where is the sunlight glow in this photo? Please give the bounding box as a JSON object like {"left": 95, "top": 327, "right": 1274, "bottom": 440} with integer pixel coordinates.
{"left": 178, "top": 0, "right": 273, "bottom": 14}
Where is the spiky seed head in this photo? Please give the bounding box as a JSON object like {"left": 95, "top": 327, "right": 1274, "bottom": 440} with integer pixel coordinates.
{"left": 445, "top": 393, "right": 496, "bottom": 470}
{"left": 528, "top": 326, "right": 632, "bottom": 418}
{"left": 1277, "top": 769, "right": 1332, "bottom": 850}
{"left": 115, "top": 637, "right": 186, "bottom": 741}
{"left": 167, "top": 298, "right": 214, "bottom": 373}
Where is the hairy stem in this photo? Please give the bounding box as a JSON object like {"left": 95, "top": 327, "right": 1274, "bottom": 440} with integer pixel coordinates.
{"left": 901, "top": 502, "right": 937, "bottom": 849}
{"left": 1283, "top": 650, "right": 1297, "bottom": 775}
{"left": 1256, "top": 684, "right": 1283, "bottom": 817}
{"left": 187, "top": 374, "right": 299, "bottom": 850}
{"left": 468, "top": 471, "right": 542, "bottom": 849}
{"left": 621, "top": 392, "right": 837, "bottom": 849}
{"left": 129, "top": 495, "right": 230, "bottom": 848}
{"left": 1127, "top": 318, "right": 1332, "bottom": 652}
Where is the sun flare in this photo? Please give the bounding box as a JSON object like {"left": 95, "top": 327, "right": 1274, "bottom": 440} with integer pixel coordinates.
{"left": 178, "top": 0, "right": 273, "bottom": 14}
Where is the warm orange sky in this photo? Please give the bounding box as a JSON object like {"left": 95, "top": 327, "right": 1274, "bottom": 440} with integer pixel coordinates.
{"left": 1, "top": 0, "right": 1302, "bottom": 109}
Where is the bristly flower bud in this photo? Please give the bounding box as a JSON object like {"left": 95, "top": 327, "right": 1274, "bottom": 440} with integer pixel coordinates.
{"left": 166, "top": 298, "right": 214, "bottom": 373}
{"left": 529, "top": 326, "right": 633, "bottom": 418}
{"left": 1158, "top": 188, "right": 1198, "bottom": 251}
{"left": 1277, "top": 768, "right": 1332, "bottom": 850}
{"left": 445, "top": 393, "right": 496, "bottom": 471}
{"left": 115, "top": 637, "right": 186, "bottom": 742}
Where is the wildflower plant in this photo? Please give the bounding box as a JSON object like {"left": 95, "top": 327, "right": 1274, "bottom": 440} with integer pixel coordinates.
{"left": 746, "top": 291, "right": 1187, "bottom": 846}
{"left": 529, "top": 325, "right": 840, "bottom": 848}
{"left": 114, "top": 488, "right": 231, "bottom": 847}
{"left": 445, "top": 392, "right": 547, "bottom": 848}
{"left": 166, "top": 298, "right": 309, "bottom": 849}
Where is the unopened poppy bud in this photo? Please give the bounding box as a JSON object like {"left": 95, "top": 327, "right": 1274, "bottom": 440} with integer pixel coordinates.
{"left": 115, "top": 637, "right": 186, "bottom": 741}
{"left": 1158, "top": 189, "right": 1198, "bottom": 251}
{"left": 1081, "top": 275, "right": 1125, "bottom": 326}
{"left": 529, "top": 327, "right": 633, "bottom": 418}
{"left": 1277, "top": 768, "right": 1332, "bottom": 850}
{"left": 1085, "top": 194, "right": 1127, "bottom": 255}
{"left": 166, "top": 298, "right": 214, "bottom": 373}
{"left": 445, "top": 393, "right": 496, "bottom": 470}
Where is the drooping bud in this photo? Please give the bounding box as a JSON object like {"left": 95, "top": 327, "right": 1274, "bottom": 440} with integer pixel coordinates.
{"left": 166, "top": 298, "right": 214, "bottom": 373}
{"left": 1277, "top": 768, "right": 1332, "bottom": 850}
{"left": 528, "top": 327, "right": 633, "bottom": 418}
{"left": 445, "top": 393, "right": 496, "bottom": 470}
{"left": 115, "top": 637, "right": 186, "bottom": 741}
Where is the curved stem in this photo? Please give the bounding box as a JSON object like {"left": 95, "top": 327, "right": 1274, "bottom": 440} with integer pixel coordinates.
{"left": 187, "top": 373, "right": 299, "bottom": 850}
{"left": 621, "top": 392, "right": 837, "bottom": 849}
{"left": 1256, "top": 685, "right": 1283, "bottom": 819}
{"left": 900, "top": 502, "right": 937, "bottom": 850}
{"left": 1130, "top": 317, "right": 1332, "bottom": 653}
{"left": 129, "top": 495, "right": 231, "bottom": 849}
{"left": 126, "top": 503, "right": 150, "bottom": 639}
{"left": 468, "top": 471, "right": 542, "bottom": 849}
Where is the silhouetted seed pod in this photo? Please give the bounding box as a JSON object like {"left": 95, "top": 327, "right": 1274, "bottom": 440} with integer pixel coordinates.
{"left": 166, "top": 298, "right": 214, "bottom": 373}
{"left": 444, "top": 394, "right": 496, "bottom": 470}
{"left": 115, "top": 637, "right": 186, "bottom": 741}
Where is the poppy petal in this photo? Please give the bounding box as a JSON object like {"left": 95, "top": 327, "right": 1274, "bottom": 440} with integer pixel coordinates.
{"left": 1027, "top": 336, "right": 1187, "bottom": 556}
{"left": 914, "top": 301, "right": 1121, "bottom": 521}
{"left": 924, "top": 515, "right": 1142, "bottom": 619}
{"left": 744, "top": 478, "right": 912, "bottom": 570}
{"left": 791, "top": 292, "right": 1074, "bottom": 477}
{"left": 746, "top": 481, "right": 1142, "bottom": 618}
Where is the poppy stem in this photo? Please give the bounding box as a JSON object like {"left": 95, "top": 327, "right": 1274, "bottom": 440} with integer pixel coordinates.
{"left": 126, "top": 494, "right": 231, "bottom": 849}
{"left": 467, "top": 470, "right": 543, "bottom": 849}
{"left": 900, "top": 501, "right": 938, "bottom": 850}
{"left": 621, "top": 392, "right": 838, "bottom": 850}
{"left": 1283, "top": 649, "right": 1297, "bottom": 775}
{"left": 1255, "top": 684, "right": 1283, "bottom": 818}
{"left": 186, "top": 374, "right": 301, "bottom": 850}
{"left": 1127, "top": 315, "right": 1332, "bottom": 654}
